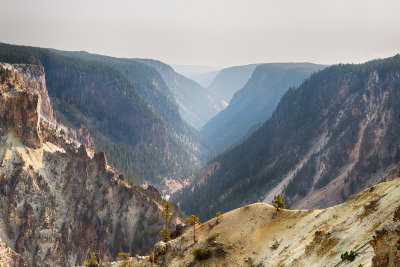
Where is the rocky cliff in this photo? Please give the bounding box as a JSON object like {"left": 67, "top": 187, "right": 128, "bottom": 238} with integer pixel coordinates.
{"left": 371, "top": 229, "right": 400, "bottom": 267}
{"left": 0, "top": 63, "right": 180, "bottom": 266}
{"left": 12, "top": 63, "right": 56, "bottom": 126}
{"left": 0, "top": 63, "right": 43, "bottom": 149}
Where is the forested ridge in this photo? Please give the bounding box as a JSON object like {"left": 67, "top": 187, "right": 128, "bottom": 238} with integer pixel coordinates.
{"left": 0, "top": 43, "right": 204, "bottom": 187}
{"left": 201, "top": 62, "right": 325, "bottom": 154}
{"left": 135, "top": 58, "right": 225, "bottom": 130}
{"left": 176, "top": 54, "right": 400, "bottom": 221}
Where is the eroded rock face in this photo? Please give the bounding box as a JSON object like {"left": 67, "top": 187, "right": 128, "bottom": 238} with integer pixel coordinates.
{"left": 170, "top": 224, "right": 187, "bottom": 239}
{"left": 0, "top": 136, "right": 168, "bottom": 266}
{"left": 0, "top": 63, "right": 97, "bottom": 154}
{"left": 305, "top": 230, "right": 340, "bottom": 257}
{"left": 78, "top": 125, "right": 96, "bottom": 157}
{"left": 371, "top": 229, "right": 400, "bottom": 267}
{"left": 0, "top": 63, "right": 182, "bottom": 266}
{"left": 77, "top": 144, "right": 89, "bottom": 159}
{"left": 146, "top": 184, "right": 162, "bottom": 199}
{"left": 94, "top": 151, "right": 107, "bottom": 172}
{"left": 0, "top": 242, "right": 27, "bottom": 267}
{"left": 0, "top": 65, "right": 43, "bottom": 148}
{"left": 150, "top": 241, "right": 167, "bottom": 263}
{"left": 12, "top": 64, "right": 56, "bottom": 126}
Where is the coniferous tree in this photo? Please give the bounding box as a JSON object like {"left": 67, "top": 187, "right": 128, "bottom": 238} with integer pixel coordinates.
{"left": 160, "top": 202, "right": 172, "bottom": 242}
{"left": 187, "top": 215, "right": 199, "bottom": 243}
{"left": 273, "top": 194, "right": 285, "bottom": 211}
{"left": 84, "top": 253, "right": 99, "bottom": 267}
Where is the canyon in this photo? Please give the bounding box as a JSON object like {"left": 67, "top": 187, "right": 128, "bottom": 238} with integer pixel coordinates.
{"left": 0, "top": 63, "right": 181, "bottom": 266}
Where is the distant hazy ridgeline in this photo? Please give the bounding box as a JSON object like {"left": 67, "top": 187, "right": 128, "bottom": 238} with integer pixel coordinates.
{"left": 201, "top": 63, "right": 325, "bottom": 154}
{"left": 136, "top": 59, "right": 226, "bottom": 130}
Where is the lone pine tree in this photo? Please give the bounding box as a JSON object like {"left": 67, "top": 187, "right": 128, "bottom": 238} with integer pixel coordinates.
{"left": 160, "top": 202, "right": 172, "bottom": 242}
{"left": 187, "top": 215, "right": 199, "bottom": 243}
{"left": 273, "top": 194, "right": 286, "bottom": 211}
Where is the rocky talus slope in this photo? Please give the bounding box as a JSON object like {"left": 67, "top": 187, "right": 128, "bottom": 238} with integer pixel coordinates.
{"left": 0, "top": 63, "right": 180, "bottom": 266}
{"left": 111, "top": 178, "right": 400, "bottom": 267}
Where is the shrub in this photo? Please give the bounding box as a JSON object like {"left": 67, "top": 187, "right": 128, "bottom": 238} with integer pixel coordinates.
{"left": 393, "top": 206, "right": 400, "bottom": 222}
{"left": 84, "top": 253, "right": 99, "bottom": 266}
{"left": 216, "top": 211, "right": 222, "bottom": 223}
{"left": 118, "top": 252, "right": 131, "bottom": 259}
{"left": 397, "top": 238, "right": 400, "bottom": 250}
{"left": 270, "top": 240, "right": 280, "bottom": 250}
{"left": 341, "top": 250, "right": 357, "bottom": 262}
{"left": 193, "top": 248, "right": 211, "bottom": 261}
{"left": 207, "top": 233, "right": 220, "bottom": 243}
{"left": 210, "top": 242, "right": 226, "bottom": 257}
{"left": 246, "top": 256, "right": 255, "bottom": 267}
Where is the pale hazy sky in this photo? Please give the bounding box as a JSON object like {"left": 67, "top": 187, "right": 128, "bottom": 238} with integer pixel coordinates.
{"left": 1, "top": 0, "right": 400, "bottom": 67}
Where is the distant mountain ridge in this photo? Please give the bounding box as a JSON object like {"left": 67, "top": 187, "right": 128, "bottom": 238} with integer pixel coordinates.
{"left": 177, "top": 54, "right": 400, "bottom": 221}
{"left": 201, "top": 62, "right": 326, "bottom": 154}
{"left": 207, "top": 63, "right": 260, "bottom": 103}
{"left": 136, "top": 59, "right": 226, "bottom": 130}
{"left": 188, "top": 70, "right": 220, "bottom": 88}
{"left": 171, "top": 64, "right": 221, "bottom": 78}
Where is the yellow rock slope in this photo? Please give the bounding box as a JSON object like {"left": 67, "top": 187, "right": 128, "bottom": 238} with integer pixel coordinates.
{"left": 113, "top": 178, "right": 400, "bottom": 267}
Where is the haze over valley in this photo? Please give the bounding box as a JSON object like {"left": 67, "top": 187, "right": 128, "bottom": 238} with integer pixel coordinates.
{"left": 1, "top": 1, "right": 400, "bottom": 266}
